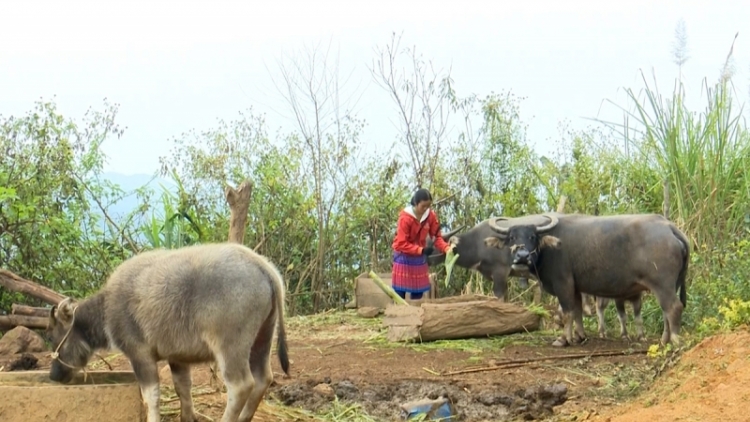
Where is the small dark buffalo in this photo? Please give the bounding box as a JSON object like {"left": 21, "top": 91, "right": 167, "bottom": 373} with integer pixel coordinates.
{"left": 46, "top": 243, "right": 290, "bottom": 422}
{"left": 426, "top": 218, "right": 542, "bottom": 301}
{"left": 553, "top": 294, "right": 645, "bottom": 340}
{"left": 484, "top": 213, "right": 689, "bottom": 347}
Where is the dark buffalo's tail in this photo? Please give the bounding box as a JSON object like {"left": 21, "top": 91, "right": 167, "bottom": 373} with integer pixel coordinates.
{"left": 670, "top": 224, "right": 690, "bottom": 308}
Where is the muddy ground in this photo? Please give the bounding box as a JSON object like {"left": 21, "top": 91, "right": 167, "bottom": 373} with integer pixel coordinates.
{"left": 4, "top": 308, "right": 686, "bottom": 421}
{"left": 6, "top": 309, "right": 750, "bottom": 421}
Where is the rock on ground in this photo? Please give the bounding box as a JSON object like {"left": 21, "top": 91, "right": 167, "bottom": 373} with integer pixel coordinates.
{"left": 0, "top": 326, "right": 47, "bottom": 355}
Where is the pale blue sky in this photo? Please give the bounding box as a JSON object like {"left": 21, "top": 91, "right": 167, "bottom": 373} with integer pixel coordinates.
{"left": 2, "top": 0, "right": 748, "bottom": 176}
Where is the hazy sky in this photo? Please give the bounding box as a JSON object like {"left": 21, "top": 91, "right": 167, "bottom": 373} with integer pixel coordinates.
{"left": 2, "top": 0, "right": 748, "bottom": 176}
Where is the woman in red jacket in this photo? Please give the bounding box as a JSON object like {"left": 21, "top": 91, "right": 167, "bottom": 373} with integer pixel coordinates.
{"left": 391, "top": 188, "right": 454, "bottom": 300}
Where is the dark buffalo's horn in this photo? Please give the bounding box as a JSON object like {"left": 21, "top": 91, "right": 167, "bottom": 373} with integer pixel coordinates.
{"left": 535, "top": 214, "right": 559, "bottom": 233}
{"left": 441, "top": 224, "right": 465, "bottom": 241}
{"left": 488, "top": 217, "right": 511, "bottom": 235}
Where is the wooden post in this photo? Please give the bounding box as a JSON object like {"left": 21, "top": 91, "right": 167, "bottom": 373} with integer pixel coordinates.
{"left": 209, "top": 179, "right": 254, "bottom": 392}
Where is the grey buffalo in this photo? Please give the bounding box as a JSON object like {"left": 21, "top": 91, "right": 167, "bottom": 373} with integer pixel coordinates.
{"left": 46, "top": 243, "right": 290, "bottom": 422}
{"left": 483, "top": 212, "right": 689, "bottom": 347}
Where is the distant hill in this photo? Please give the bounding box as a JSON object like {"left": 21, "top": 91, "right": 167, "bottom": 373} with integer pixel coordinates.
{"left": 100, "top": 172, "right": 177, "bottom": 219}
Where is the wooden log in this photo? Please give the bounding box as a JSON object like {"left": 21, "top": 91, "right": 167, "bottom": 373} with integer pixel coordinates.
{"left": 0, "top": 269, "right": 68, "bottom": 305}
{"left": 0, "top": 315, "right": 49, "bottom": 330}
{"left": 11, "top": 304, "right": 51, "bottom": 317}
{"left": 383, "top": 299, "right": 541, "bottom": 343}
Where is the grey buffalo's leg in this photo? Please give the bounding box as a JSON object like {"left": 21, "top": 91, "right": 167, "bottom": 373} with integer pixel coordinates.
{"left": 217, "top": 348, "right": 255, "bottom": 422}
{"left": 169, "top": 361, "right": 198, "bottom": 422}
{"left": 596, "top": 296, "right": 610, "bottom": 338}
{"left": 491, "top": 269, "right": 510, "bottom": 302}
{"left": 238, "top": 315, "right": 277, "bottom": 422}
{"left": 614, "top": 299, "right": 629, "bottom": 339}
{"left": 130, "top": 356, "right": 161, "bottom": 422}
{"left": 632, "top": 294, "right": 646, "bottom": 341}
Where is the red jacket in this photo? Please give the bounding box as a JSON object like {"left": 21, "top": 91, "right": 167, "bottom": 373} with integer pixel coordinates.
{"left": 392, "top": 207, "right": 450, "bottom": 256}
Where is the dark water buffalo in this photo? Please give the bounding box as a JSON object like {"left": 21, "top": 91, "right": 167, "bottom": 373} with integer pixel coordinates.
{"left": 483, "top": 212, "right": 689, "bottom": 347}
{"left": 46, "top": 243, "right": 290, "bottom": 422}
{"left": 425, "top": 218, "right": 539, "bottom": 301}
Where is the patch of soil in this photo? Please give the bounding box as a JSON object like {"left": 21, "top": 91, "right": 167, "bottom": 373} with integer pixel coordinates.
{"left": 7, "top": 352, "right": 39, "bottom": 371}
{"left": 594, "top": 328, "right": 750, "bottom": 422}
{"left": 276, "top": 377, "right": 568, "bottom": 421}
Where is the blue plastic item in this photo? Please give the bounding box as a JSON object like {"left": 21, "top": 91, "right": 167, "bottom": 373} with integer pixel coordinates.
{"left": 400, "top": 396, "right": 456, "bottom": 420}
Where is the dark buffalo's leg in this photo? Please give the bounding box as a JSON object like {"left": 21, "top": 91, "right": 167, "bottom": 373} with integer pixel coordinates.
{"left": 652, "top": 285, "right": 684, "bottom": 346}
{"left": 552, "top": 276, "right": 577, "bottom": 347}
{"left": 614, "top": 299, "right": 629, "bottom": 339}
{"left": 491, "top": 269, "right": 510, "bottom": 302}
{"left": 572, "top": 293, "right": 587, "bottom": 343}
{"left": 595, "top": 296, "right": 610, "bottom": 338}
{"left": 169, "top": 361, "right": 198, "bottom": 422}
{"left": 632, "top": 294, "right": 646, "bottom": 341}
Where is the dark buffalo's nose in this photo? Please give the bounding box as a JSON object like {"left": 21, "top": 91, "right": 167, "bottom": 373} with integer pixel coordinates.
{"left": 514, "top": 248, "right": 530, "bottom": 264}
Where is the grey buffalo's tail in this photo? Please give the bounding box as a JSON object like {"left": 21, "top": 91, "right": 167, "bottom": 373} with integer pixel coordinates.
{"left": 670, "top": 224, "right": 690, "bottom": 309}
{"left": 262, "top": 257, "right": 290, "bottom": 375}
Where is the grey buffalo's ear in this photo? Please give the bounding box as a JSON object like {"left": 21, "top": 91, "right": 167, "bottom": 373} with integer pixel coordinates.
{"left": 56, "top": 298, "right": 77, "bottom": 323}
{"left": 483, "top": 236, "right": 505, "bottom": 249}
{"left": 48, "top": 305, "right": 58, "bottom": 329}
{"left": 539, "top": 235, "right": 562, "bottom": 249}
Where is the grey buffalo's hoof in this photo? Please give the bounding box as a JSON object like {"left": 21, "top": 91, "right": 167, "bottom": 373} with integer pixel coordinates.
{"left": 552, "top": 337, "right": 569, "bottom": 347}
{"left": 620, "top": 333, "right": 630, "bottom": 340}
{"left": 598, "top": 331, "right": 607, "bottom": 339}
{"left": 181, "top": 413, "right": 199, "bottom": 422}
{"left": 636, "top": 335, "right": 647, "bottom": 342}
{"left": 573, "top": 332, "right": 586, "bottom": 344}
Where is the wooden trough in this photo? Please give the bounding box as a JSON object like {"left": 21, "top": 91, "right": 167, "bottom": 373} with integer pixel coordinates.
{"left": 383, "top": 295, "right": 542, "bottom": 343}
{"left": 0, "top": 370, "right": 145, "bottom": 422}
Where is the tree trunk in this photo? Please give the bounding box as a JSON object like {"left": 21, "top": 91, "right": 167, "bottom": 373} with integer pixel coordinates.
{"left": 224, "top": 180, "right": 253, "bottom": 244}
{"left": 0, "top": 269, "right": 68, "bottom": 305}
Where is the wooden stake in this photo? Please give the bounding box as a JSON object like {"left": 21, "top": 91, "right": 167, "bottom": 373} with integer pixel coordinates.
{"left": 368, "top": 271, "right": 408, "bottom": 306}
{"left": 442, "top": 348, "right": 648, "bottom": 376}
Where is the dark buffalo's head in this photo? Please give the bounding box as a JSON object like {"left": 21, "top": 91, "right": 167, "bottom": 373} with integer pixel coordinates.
{"left": 483, "top": 214, "right": 561, "bottom": 270}
{"left": 46, "top": 299, "right": 94, "bottom": 384}
{"left": 425, "top": 224, "right": 465, "bottom": 266}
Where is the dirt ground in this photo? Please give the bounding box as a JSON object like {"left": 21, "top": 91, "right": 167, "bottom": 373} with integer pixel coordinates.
{"left": 4, "top": 311, "right": 750, "bottom": 422}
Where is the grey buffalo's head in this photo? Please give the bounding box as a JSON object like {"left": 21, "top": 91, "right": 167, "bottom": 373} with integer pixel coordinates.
{"left": 483, "top": 214, "right": 561, "bottom": 270}
{"left": 46, "top": 299, "right": 94, "bottom": 384}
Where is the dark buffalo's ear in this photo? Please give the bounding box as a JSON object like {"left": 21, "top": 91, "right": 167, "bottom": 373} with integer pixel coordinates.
{"left": 483, "top": 236, "right": 506, "bottom": 249}
{"left": 539, "top": 235, "right": 562, "bottom": 250}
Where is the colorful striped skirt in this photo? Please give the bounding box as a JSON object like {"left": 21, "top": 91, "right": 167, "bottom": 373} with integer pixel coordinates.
{"left": 391, "top": 251, "right": 431, "bottom": 293}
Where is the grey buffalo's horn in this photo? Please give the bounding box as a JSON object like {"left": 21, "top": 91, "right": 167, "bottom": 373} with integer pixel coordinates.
{"left": 535, "top": 214, "right": 559, "bottom": 233}
{"left": 488, "top": 217, "right": 511, "bottom": 235}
